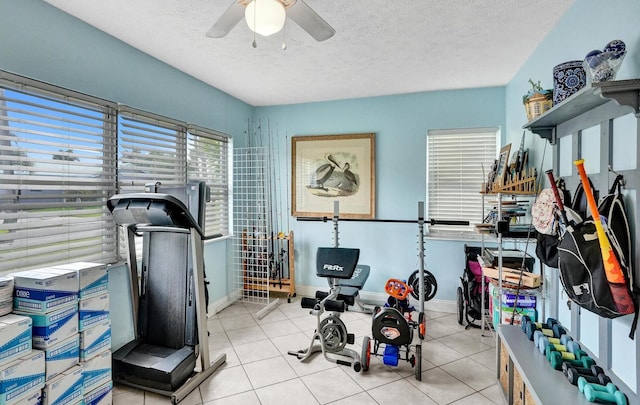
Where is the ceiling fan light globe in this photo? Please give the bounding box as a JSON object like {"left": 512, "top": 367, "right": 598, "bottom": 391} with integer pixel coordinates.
{"left": 245, "top": 0, "right": 286, "bottom": 37}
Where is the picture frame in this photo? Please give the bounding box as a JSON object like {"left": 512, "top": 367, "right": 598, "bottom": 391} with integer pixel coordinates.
{"left": 291, "top": 133, "right": 375, "bottom": 218}
{"left": 494, "top": 143, "right": 511, "bottom": 188}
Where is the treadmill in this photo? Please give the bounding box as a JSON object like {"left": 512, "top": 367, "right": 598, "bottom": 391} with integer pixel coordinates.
{"left": 107, "top": 181, "right": 226, "bottom": 404}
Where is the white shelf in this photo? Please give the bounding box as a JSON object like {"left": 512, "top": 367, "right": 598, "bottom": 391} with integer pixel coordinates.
{"left": 523, "top": 79, "right": 640, "bottom": 142}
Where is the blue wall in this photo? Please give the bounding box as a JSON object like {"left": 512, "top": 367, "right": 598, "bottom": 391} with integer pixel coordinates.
{"left": 505, "top": 0, "right": 640, "bottom": 176}
{"left": 256, "top": 89, "right": 506, "bottom": 298}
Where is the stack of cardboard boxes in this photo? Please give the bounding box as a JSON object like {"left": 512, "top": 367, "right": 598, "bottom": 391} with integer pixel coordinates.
{"left": 0, "top": 262, "right": 111, "bottom": 405}
{"left": 52, "top": 263, "right": 111, "bottom": 405}
{"left": 0, "top": 313, "right": 42, "bottom": 405}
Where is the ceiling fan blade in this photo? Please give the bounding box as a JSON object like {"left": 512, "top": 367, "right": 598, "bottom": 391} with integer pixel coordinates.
{"left": 287, "top": 0, "right": 335, "bottom": 41}
{"left": 206, "top": 1, "right": 245, "bottom": 38}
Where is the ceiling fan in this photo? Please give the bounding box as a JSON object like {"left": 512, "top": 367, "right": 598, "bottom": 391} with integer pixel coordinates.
{"left": 206, "top": 0, "right": 335, "bottom": 41}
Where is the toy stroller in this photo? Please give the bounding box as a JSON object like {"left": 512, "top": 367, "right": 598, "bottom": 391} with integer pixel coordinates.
{"left": 456, "top": 245, "right": 489, "bottom": 329}
{"left": 360, "top": 277, "right": 425, "bottom": 381}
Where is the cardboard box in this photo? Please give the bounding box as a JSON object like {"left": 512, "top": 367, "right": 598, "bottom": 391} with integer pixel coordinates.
{"left": 0, "top": 277, "right": 13, "bottom": 318}
{"left": 78, "top": 293, "right": 109, "bottom": 331}
{"left": 14, "top": 305, "right": 78, "bottom": 349}
{"left": 51, "top": 263, "right": 107, "bottom": 299}
{"left": 44, "top": 335, "right": 79, "bottom": 381}
{"left": 83, "top": 381, "right": 112, "bottom": 405}
{"left": 81, "top": 350, "right": 111, "bottom": 393}
{"left": 493, "top": 306, "right": 537, "bottom": 329}
{"left": 488, "top": 283, "right": 537, "bottom": 308}
{"left": 482, "top": 266, "right": 541, "bottom": 288}
{"left": 0, "top": 301, "right": 11, "bottom": 319}
{"left": 42, "top": 365, "right": 83, "bottom": 405}
{"left": 12, "top": 269, "right": 78, "bottom": 313}
{"left": 0, "top": 350, "right": 45, "bottom": 405}
{"left": 8, "top": 385, "right": 41, "bottom": 405}
{"left": 79, "top": 320, "right": 110, "bottom": 361}
{"left": 0, "top": 315, "right": 32, "bottom": 367}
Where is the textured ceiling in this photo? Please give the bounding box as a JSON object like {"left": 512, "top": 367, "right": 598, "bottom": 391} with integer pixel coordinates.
{"left": 44, "top": 0, "right": 575, "bottom": 107}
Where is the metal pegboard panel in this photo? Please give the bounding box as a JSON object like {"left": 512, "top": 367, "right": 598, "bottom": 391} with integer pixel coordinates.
{"left": 232, "top": 146, "right": 270, "bottom": 306}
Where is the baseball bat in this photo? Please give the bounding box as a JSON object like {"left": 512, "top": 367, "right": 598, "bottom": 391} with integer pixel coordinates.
{"left": 574, "top": 159, "right": 634, "bottom": 314}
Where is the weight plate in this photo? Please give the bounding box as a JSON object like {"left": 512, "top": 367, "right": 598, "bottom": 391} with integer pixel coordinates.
{"left": 408, "top": 270, "right": 438, "bottom": 301}
{"left": 319, "top": 316, "right": 348, "bottom": 353}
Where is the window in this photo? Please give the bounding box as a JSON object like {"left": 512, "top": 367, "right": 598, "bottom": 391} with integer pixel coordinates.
{"left": 117, "top": 109, "right": 186, "bottom": 194}
{"left": 116, "top": 109, "right": 231, "bottom": 239}
{"left": 426, "top": 127, "right": 498, "bottom": 238}
{"left": 0, "top": 81, "right": 118, "bottom": 272}
{"left": 0, "top": 71, "right": 231, "bottom": 274}
{"left": 187, "top": 125, "right": 230, "bottom": 238}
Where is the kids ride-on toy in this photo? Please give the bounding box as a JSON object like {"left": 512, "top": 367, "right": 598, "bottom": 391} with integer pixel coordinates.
{"left": 361, "top": 277, "right": 426, "bottom": 380}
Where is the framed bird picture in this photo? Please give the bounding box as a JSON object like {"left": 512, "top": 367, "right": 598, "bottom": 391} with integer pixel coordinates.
{"left": 291, "top": 133, "right": 375, "bottom": 218}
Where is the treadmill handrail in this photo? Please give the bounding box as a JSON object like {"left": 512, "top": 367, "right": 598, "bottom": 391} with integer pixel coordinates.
{"left": 107, "top": 193, "right": 205, "bottom": 238}
{"left": 134, "top": 225, "right": 191, "bottom": 234}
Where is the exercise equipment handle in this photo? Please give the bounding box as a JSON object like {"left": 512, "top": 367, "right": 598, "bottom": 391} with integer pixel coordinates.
{"left": 428, "top": 219, "right": 470, "bottom": 226}
{"left": 296, "top": 217, "right": 469, "bottom": 225}
{"left": 385, "top": 278, "right": 411, "bottom": 300}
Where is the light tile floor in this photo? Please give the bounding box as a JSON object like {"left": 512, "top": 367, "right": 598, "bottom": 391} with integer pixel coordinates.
{"left": 112, "top": 299, "right": 507, "bottom": 405}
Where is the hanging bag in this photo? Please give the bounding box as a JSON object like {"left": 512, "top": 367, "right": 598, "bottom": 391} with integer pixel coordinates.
{"left": 557, "top": 170, "right": 638, "bottom": 339}
{"left": 532, "top": 178, "right": 571, "bottom": 268}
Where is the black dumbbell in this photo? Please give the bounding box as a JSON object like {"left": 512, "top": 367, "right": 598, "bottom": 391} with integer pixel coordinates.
{"left": 566, "top": 365, "right": 611, "bottom": 386}
{"left": 562, "top": 362, "right": 604, "bottom": 377}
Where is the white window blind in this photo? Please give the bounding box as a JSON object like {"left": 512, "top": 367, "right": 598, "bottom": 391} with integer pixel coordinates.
{"left": 0, "top": 83, "right": 118, "bottom": 273}
{"left": 117, "top": 112, "right": 231, "bottom": 239}
{"left": 0, "top": 71, "right": 232, "bottom": 273}
{"left": 427, "top": 127, "right": 498, "bottom": 237}
{"left": 117, "top": 110, "right": 186, "bottom": 193}
{"left": 188, "top": 126, "right": 230, "bottom": 238}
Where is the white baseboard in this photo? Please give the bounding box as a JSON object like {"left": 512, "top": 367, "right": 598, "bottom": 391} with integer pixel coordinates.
{"left": 296, "top": 285, "right": 456, "bottom": 314}
{"left": 209, "top": 286, "right": 457, "bottom": 317}
{"left": 208, "top": 290, "right": 240, "bottom": 317}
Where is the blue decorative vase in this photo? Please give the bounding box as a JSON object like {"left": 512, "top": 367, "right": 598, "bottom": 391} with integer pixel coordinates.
{"left": 552, "top": 60, "right": 587, "bottom": 105}
{"left": 583, "top": 40, "right": 626, "bottom": 83}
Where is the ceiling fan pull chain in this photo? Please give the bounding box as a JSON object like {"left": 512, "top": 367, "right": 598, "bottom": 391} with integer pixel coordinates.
{"left": 252, "top": 0, "right": 257, "bottom": 48}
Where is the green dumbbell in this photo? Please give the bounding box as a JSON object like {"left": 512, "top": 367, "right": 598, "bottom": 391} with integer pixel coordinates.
{"left": 577, "top": 376, "right": 617, "bottom": 394}
{"left": 548, "top": 349, "right": 588, "bottom": 370}
{"left": 583, "top": 382, "right": 627, "bottom": 405}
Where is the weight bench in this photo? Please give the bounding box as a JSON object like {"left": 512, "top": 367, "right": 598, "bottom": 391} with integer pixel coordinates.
{"left": 316, "top": 264, "right": 372, "bottom": 313}
{"left": 288, "top": 247, "right": 362, "bottom": 371}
